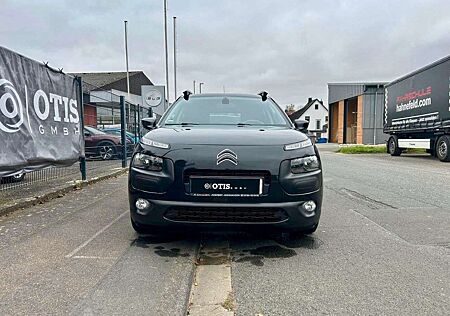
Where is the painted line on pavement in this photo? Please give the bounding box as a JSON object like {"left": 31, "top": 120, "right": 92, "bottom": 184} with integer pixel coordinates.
{"left": 72, "top": 256, "right": 117, "bottom": 260}
{"left": 65, "top": 210, "right": 128, "bottom": 258}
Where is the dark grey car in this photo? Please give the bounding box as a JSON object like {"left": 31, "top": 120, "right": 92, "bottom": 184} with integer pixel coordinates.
{"left": 128, "top": 92, "right": 323, "bottom": 236}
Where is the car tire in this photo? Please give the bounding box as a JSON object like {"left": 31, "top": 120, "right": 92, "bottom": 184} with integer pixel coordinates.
{"left": 302, "top": 224, "right": 318, "bottom": 235}
{"left": 10, "top": 172, "right": 25, "bottom": 182}
{"left": 130, "top": 217, "right": 150, "bottom": 234}
{"left": 388, "top": 136, "right": 402, "bottom": 156}
{"left": 97, "top": 141, "right": 116, "bottom": 160}
{"left": 436, "top": 135, "right": 450, "bottom": 162}
{"left": 283, "top": 224, "right": 318, "bottom": 240}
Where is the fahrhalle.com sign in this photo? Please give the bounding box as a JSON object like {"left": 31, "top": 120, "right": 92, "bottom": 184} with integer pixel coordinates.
{"left": 0, "top": 46, "right": 83, "bottom": 177}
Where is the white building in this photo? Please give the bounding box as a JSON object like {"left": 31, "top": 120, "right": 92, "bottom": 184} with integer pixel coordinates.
{"left": 289, "top": 98, "right": 329, "bottom": 140}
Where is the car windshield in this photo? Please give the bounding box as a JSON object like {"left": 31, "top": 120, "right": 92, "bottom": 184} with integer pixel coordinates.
{"left": 85, "top": 126, "right": 106, "bottom": 135}
{"left": 161, "top": 96, "right": 291, "bottom": 127}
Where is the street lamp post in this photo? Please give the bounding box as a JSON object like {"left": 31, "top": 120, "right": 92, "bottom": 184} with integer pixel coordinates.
{"left": 124, "top": 21, "right": 130, "bottom": 100}
{"left": 124, "top": 20, "right": 131, "bottom": 129}
{"left": 163, "top": 0, "right": 170, "bottom": 109}
{"left": 173, "top": 16, "right": 177, "bottom": 100}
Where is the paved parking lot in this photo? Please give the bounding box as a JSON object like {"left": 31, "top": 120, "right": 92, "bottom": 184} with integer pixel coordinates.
{"left": 0, "top": 150, "right": 449, "bottom": 315}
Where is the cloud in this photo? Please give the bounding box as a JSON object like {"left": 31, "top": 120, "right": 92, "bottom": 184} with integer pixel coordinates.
{"left": 1, "top": 0, "right": 449, "bottom": 107}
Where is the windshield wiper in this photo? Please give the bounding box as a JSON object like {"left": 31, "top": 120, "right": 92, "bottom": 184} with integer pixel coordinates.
{"left": 236, "top": 123, "right": 253, "bottom": 126}
{"left": 166, "top": 122, "right": 199, "bottom": 126}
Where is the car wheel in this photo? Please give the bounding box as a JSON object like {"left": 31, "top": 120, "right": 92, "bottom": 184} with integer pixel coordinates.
{"left": 97, "top": 141, "right": 116, "bottom": 160}
{"left": 301, "top": 224, "right": 318, "bottom": 235}
{"left": 436, "top": 136, "right": 450, "bottom": 162}
{"left": 280, "top": 224, "right": 318, "bottom": 240}
{"left": 131, "top": 217, "right": 150, "bottom": 234}
{"left": 388, "top": 136, "right": 402, "bottom": 156}
{"left": 11, "top": 172, "right": 25, "bottom": 182}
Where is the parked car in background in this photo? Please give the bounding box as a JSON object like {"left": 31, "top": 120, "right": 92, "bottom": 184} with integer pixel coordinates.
{"left": 84, "top": 126, "right": 134, "bottom": 160}
{"left": 1, "top": 172, "right": 25, "bottom": 184}
{"left": 101, "top": 127, "right": 140, "bottom": 144}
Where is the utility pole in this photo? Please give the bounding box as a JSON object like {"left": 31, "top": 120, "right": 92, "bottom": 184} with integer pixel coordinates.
{"left": 124, "top": 20, "right": 130, "bottom": 126}
{"left": 163, "top": 0, "right": 170, "bottom": 109}
{"left": 173, "top": 16, "right": 177, "bottom": 100}
{"left": 373, "top": 84, "right": 378, "bottom": 145}
{"left": 124, "top": 21, "right": 130, "bottom": 99}
{"left": 199, "top": 82, "right": 204, "bottom": 94}
{"left": 193, "top": 80, "right": 196, "bottom": 94}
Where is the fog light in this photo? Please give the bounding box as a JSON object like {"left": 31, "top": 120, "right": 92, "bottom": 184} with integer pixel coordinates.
{"left": 303, "top": 200, "right": 316, "bottom": 213}
{"left": 136, "top": 198, "right": 150, "bottom": 210}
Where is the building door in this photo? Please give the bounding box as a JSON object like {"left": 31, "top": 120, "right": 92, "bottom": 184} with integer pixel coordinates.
{"left": 344, "top": 97, "right": 358, "bottom": 144}
{"left": 329, "top": 102, "right": 339, "bottom": 143}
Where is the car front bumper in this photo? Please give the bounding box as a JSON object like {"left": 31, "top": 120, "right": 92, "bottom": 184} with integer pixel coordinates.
{"left": 129, "top": 168, "right": 322, "bottom": 232}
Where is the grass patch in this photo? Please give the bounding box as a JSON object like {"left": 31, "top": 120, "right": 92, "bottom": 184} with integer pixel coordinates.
{"left": 338, "top": 145, "right": 386, "bottom": 154}
{"left": 221, "top": 292, "right": 235, "bottom": 311}
{"left": 405, "top": 148, "right": 427, "bottom": 154}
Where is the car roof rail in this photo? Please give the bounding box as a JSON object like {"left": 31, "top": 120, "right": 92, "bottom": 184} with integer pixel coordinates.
{"left": 258, "top": 91, "right": 268, "bottom": 101}
{"left": 183, "top": 90, "right": 193, "bottom": 100}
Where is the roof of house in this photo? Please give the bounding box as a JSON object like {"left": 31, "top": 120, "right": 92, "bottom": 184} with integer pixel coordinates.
{"left": 289, "top": 98, "right": 327, "bottom": 121}
{"left": 69, "top": 71, "right": 153, "bottom": 95}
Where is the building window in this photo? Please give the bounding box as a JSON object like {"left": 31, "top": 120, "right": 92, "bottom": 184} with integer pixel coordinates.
{"left": 316, "top": 119, "right": 321, "bottom": 130}
{"left": 305, "top": 116, "right": 310, "bottom": 121}
{"left": 315, "top": 103, "right": 319, "bottom": 110}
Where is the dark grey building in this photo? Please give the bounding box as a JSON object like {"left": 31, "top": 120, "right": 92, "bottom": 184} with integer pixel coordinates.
{"left": 328, "top": 82, "right": 387, "bottom": 144}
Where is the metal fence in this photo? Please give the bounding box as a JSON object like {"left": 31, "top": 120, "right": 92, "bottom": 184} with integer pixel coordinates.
{"left": 0, "top": 76, "right": 145, "bottom": 210}
{"left": 81, "top": 81, "right": 142, "bottom": 173}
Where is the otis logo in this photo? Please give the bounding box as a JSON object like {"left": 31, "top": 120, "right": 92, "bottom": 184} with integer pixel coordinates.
{"left": 0, "top": 79, "right": 24, "bottom": 133}
{"left": 0, "top": 77, "right": 79, "bottom": 135}
{"left": 203, "top": 183, "right": 232, "bottom": 190}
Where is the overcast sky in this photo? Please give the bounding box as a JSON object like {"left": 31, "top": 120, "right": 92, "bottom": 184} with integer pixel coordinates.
{"left": 2, "top": 0, "right": 450, "bottom": 107}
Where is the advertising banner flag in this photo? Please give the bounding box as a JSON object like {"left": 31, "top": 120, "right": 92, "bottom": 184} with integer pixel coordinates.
{"left": 0, "top": 46, "right": 83, "bottom": 177}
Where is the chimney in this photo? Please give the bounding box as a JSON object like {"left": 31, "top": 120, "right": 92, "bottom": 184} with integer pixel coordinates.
{"left": 308, "top": 97, "right": 312, "bottom": 103}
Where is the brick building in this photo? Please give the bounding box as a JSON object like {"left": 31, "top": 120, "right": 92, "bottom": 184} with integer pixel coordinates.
{"left": 328, "top": 83, "right": 387, "bottom": 144}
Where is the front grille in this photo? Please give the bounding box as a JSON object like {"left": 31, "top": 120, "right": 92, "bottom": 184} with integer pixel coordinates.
{"left": 184, "top": 169, "right": 271, "bottom": 183}
{"left": 164, "top": 207, "right": 288, "bottom": 223}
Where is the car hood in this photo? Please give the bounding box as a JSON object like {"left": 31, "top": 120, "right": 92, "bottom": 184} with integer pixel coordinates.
{"left": 142, "top": 126, "right": 308, "bottom": 146}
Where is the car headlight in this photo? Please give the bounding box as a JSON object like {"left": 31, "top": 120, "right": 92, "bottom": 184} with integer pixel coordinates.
{"left": 132, "top": 153, "right": 163, "bottom": 171}
{"left": 290, "top": 156, "right": 319, "bottom": 174}
{"left": 140, "top": 138, "right": 170, "bottom": 149}
{"left": 284, "top": 139, "right": 312, "bottom": 151}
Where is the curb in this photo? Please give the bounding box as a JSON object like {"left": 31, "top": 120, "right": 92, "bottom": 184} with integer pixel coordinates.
{"left": 187, "top": 238, "right": 234, "bottom": 316}
{"left": 0, "top": 168, "right": 128, "bottom": 217}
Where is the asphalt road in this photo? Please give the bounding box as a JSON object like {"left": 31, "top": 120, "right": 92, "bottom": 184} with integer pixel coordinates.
{"left": 0, "top": 150, "right": 449, "bottom": 315}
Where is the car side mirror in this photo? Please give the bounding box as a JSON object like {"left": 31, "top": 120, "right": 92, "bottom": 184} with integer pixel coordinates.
{"left": 294, "top": 119, "right": 309, "bottom": 132}
{"left": 142, "top": 117, "right": 158, "bottom": 130}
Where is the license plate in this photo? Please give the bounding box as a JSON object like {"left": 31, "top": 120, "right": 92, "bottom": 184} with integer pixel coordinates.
{"left": 190, "top": 176, "right": 263, "bottom": 197}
